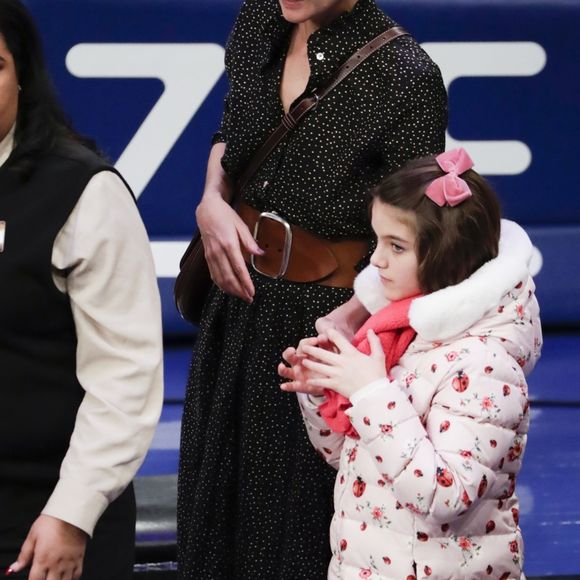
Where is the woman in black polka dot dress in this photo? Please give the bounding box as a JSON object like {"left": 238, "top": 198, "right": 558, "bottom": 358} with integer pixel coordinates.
{"left": 178, "top": 1, "right": 447, "bottom": 578}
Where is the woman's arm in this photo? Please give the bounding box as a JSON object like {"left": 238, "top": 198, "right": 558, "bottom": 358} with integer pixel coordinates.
{"left": 195, "top": 143, "right": 264, "bottom": 303}
{"left": 315, "top": 294, "right": 370, "bottom": 341}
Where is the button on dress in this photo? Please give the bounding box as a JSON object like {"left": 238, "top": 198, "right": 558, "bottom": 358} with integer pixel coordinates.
{"left": 177, "top": 1, "right": 448, "bottom": 578}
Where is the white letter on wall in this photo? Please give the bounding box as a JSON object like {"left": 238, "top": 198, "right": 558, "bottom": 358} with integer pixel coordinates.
{"left": 66, "top": 43, "right": 225, "bottom": 198}
{"left": 421, "top": 42, "right": 547, "bottom": 175}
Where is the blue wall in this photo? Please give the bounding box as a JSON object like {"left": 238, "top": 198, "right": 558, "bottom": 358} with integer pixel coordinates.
{"left": 25, "top": 0, "right": 580, "bottom": 331}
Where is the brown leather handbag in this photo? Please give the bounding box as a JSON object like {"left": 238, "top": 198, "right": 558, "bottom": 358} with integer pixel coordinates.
{"left": 174, "top": 26, "right": 408, "bottom": 325}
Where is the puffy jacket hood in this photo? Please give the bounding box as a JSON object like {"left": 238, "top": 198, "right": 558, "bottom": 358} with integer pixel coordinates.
{"left": 354, "top": 219, "right": 542, "bottom": 375}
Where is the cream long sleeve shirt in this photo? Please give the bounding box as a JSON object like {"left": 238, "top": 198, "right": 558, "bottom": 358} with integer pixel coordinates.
{"left": 0, "top": 128, "right": 164, "bottom": 536}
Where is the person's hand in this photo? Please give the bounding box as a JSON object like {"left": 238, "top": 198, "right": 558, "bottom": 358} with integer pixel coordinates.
{"left": 278, "top": 337, "right": 326, "bottom": 396}
{"left": 7, "top": 515, "right": 88, "bottom": 580}
{"left": 300, "top": 328, "right": 386, "bottom": 399}
{"left": 315, "top": 295, "right": 370, "bottom": 342}
{"left": 196, "top": 195, "right": 264, "bottom": 303}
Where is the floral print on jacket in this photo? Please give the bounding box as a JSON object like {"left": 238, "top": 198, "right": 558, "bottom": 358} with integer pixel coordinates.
{"left": 298, "top": 220, "right": 541, "bottom": 579}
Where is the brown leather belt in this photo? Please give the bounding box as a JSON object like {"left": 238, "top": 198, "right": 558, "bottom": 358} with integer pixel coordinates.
{"left": 238, "top": 202, "right": 368, "bottom": 288}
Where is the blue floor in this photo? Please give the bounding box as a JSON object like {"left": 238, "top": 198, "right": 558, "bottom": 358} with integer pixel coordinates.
{"left": 139, "top": 332, "right": 580, "bottom": 577}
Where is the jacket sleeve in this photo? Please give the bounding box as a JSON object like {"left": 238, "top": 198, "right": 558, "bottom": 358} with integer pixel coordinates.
{"left": 346, "top": 338, "right": 529, "bottom": 523}
{"left": 297, "top": 393, "right": 344, "bottom": 470}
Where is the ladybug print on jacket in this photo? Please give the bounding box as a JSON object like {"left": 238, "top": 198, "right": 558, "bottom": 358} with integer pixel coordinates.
{"left": 508, "top": 441, "right": 523, "bottom": 462}
{"left": 452, "top": 370, "right": 470, "bottom": 392}
{"left": 478, "top": 475, "right": 488, "bottom": 498}
{"left": 353, "top": 477, "right": 366, "bottom": 498}
{"left": 436, "top": 467, "right": 453, "bottom": 487}
{"left": 461, "top": 491, "right": 472, "bottom": 507}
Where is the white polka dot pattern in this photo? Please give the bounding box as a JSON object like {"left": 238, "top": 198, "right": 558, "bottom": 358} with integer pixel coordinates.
{"left": 178, "top": 1, "right": 448, "bottom": 578}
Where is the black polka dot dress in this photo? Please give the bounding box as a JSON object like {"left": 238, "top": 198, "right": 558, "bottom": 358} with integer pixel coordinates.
{"left": 177, "top": 1, "right": 447, "bottom": 578}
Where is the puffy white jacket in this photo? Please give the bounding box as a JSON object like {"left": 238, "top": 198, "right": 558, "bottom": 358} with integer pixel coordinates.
{"left": 298, "top": 220, "right": 542, "bottom": 580}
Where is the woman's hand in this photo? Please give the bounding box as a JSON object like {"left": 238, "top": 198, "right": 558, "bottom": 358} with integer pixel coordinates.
{"left": 278, "top": 337, "right": 326, "bottom": 396}
{"left": 8, "top": 515, "right": 88, "bottom": 580}
{"left": 301, "top": 328, "right": 386, "bottom": 399}
{"left": 315, "top": 295, "right": 370, "bottom": 342}
{"left": 196, "top": 195, "right": 264, "bottom": 303}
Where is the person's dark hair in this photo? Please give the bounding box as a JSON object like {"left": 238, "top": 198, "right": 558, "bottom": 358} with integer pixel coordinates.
{"left": 0, "top": 0, "right": 98, "bottom": 176}
{"left": 370, "top": 154, "right": 501, "bottom": 293}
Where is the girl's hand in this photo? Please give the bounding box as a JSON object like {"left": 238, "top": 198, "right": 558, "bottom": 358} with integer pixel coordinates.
{"left": 196, "top": 195, "right": 264, "bottom": 303}
{"left": 301, "top": 328, "right": 386, "bottom": 399}
{"left": 8, "top": 515, "right": 88, "bottom": 580}
{"left": 278, "top": 337, "right": 326, "bottom": 396}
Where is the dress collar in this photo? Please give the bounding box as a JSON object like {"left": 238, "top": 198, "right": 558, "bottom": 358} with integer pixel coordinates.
{"left": 260, "top": 0, "right": 394, "bottom": 79}
{"left": 0, "top": 125, "right": 15, "bottom": 169}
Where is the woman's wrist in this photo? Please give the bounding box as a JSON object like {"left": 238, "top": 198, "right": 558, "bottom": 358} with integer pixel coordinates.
{"left": 343, "top": 294, "right": 371, "bottom": 328}
{"left": 195, "top": 192, "right": 228, "bottom": 222}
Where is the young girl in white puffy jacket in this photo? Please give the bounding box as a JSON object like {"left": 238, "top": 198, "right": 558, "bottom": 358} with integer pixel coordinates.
{"left": 279, "top": 148, "right": 541, "bottom": 579}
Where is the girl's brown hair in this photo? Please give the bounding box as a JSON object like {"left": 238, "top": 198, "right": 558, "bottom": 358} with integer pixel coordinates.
{"left": 370, "top": 155, "right": 501, "bottom": 293}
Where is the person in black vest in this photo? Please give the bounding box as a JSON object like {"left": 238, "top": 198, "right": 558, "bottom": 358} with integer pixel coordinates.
{"left": 0, "top": 2, "right": 163, "bottom": 579}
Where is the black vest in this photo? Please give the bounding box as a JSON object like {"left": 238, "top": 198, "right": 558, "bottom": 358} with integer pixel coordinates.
{"left": 0, "top": 141, "right": 122, "bottom": 484}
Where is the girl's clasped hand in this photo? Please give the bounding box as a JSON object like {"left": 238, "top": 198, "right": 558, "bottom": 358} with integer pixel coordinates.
{"left": 280, "top": 329, "right": 386, "bottom": 399}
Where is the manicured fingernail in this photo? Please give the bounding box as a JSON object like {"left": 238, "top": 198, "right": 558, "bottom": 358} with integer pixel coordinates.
{"left": 5, "top": 568, "right": 14, "bottom": 576}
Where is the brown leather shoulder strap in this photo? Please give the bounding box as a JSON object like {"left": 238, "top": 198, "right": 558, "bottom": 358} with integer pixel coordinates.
{"left": 235, "top": 26, "right": 409, "bottom": 195}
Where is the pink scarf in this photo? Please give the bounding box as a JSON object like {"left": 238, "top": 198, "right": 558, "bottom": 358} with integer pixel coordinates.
{"left": 319, "top": 296, "right": 418, "bottom": 439}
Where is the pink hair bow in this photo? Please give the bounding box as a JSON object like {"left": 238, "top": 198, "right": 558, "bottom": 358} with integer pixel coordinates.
{"left": 425, "top": 147, "right": 474, "bottom": 207}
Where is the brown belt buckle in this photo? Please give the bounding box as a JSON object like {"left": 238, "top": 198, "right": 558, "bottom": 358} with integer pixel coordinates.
{"left": 251, "top": 211, "right": 293, "bottom": 279}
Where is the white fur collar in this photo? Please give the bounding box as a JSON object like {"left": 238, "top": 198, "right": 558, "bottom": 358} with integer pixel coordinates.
{"left": 354, "top": 219, "right": 534, "bottom": 341}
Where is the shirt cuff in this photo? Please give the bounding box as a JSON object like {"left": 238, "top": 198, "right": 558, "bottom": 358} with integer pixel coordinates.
{"left": 41, "top": 479, "right": 110, "bottom": 537}
{"left": 297, "top": 392, "right": 326, "bottom": 409}
{"left": 349, "top": 378, "right": 391, "bottom": 406}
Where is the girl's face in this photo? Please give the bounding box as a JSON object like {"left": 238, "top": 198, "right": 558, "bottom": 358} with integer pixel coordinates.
{"left": 370, "top": 200, "right": 422, "bottom": 302}
{"left": 279, "top": 0, "right": 358, "bottom": 27}
{"left": 0, "top": 35, "right": 18, "bottom": 143}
